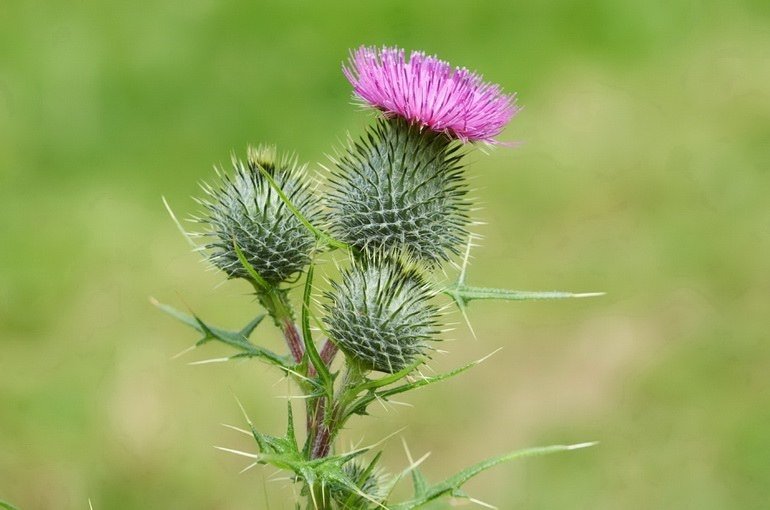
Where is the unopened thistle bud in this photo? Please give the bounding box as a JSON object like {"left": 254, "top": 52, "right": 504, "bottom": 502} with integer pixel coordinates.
{"left": 327, "top": 117, "right": 469, "bottom": 264}
{"left": 331, "top": 461, "right": 387, "bottom": 507}
{"left": 323, "top": 258, "right": 438, "bottom": 373}
{"left": 196, "top": 146, "right": 321, "bottom": 286}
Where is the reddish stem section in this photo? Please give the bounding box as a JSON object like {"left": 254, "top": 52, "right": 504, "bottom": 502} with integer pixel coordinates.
{"left": 282, "top": 319, "right": 304, "bottom": 364}
{"left": 319, "top": 339, "right": 339, "bottom": 366}
{"left": 307, "top": 339, "right": 339, "bottom": 377}
{"left": 311, "top": 401, "right": 331, "bottom": 459}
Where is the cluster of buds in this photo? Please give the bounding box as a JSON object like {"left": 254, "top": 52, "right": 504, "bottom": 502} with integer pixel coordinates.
{"left": 159, "top": 45, "right": 594, "bottom": 510}
{"left": 197, "top": 46, "right": 516, "bottom": 374}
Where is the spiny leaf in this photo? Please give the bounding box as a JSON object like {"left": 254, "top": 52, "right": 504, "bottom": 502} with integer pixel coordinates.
{"left": 285, "top": 402, "right": 298, "bottom": 450}
{"left": 152, "top": 299, "right": 288, "bottom": 368}
{"left": 351, "top": 359, "right": 424, "bottom": 394}
{"left": 445, "top": 282, "right": 604, "bottom": 306}
{"left": 345, "top": 357, "right": 482, "bottom": 420}
{"left": 389, "top": 442, "right": 597, "bottom": 509}
{"left": 239, "top": 313, "right": 266, "bottom": 339}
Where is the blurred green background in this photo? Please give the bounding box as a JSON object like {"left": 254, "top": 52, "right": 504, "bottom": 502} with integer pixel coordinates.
{"left": 2, "top": 1, "right": 769, "bottom": 508}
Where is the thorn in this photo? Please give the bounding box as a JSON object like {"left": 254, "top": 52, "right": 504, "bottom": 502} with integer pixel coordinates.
{"left": 353, "top": 426, "right": 408, "bottom": 454}
{"left": 273, "top": 394, "right": 316, "bottom": 400}
{"left": 459, "top": 238, "right": 473, "bottom": 285}
{"left": 468, "top": 496, "right": 498, "bottom": 509}
{"left": 458, "top": 301, "right": 477, "bottom": 340}
{"left": 239, "top": 462, "right": 259, "bottom": 474}
{"left": 221, "top": 423, "right": 251, "bottom": 436}
{"left": 188, "top": 357, "right": 229, "bottom": 365}
{"left": 572, "top": 292, "right": 606, "bottom": 298}
{"left": 475, "top": 347, "right": 503, "bottom": 365}
{"left": 162, "top": 196, "right": 197, "bottom": 248}
{"left": 234, "top": 395, "right": 255, "bottom": 428}
{"left": 566, "top": 441, "right": 599, "bottom": 450}
{"left": 401, "top": 437, "right": 415, "bottom": 465}
{"left": 214, "top": 446, "right": 261, "bottom": 459}
{"left": 170, "top": 344, "right": 197, "bottom": 360}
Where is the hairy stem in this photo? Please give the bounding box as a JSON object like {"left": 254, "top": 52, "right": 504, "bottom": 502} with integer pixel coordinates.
{"left": 319, "top": 339, "right": 339, "bottom": 366}
{"left": 281, "top": 318, "right": 304, "bottom": 365}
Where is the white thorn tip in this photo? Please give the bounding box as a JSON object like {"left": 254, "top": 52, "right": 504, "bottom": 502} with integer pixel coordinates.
{"left": 214, "top": 446, "right": 261, "bottom": 459}
{"left": 566, "top": 441, "right": 599, "bottom": 450}
{"left": 188, "top": 357, "right": 229, "bottom": 365}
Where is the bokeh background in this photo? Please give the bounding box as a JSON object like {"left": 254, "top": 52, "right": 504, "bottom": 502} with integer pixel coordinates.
{"left": 2, "top": 1, "right": 769, "bottom": 508}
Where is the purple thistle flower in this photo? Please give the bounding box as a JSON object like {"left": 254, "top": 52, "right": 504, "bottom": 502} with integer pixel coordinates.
{"left": 343, "top": 45, "right": 518, "bottom": 143}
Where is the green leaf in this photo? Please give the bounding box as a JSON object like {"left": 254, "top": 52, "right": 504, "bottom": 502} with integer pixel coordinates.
{"left": 352, "top": 359, "right": 423, "bottom": 394}
{"left": 0, "top": 501, "right": 20, "bottom": 510}
{"left": 239, "top": 313, "right": 265, "bottom": 340}
{"left": 232, "top": 240, "right": 271, "bottom": 291}
{"left": 302, "top": 264, "right": 334, "bottom": 399}
{"left": 344, "top": 357, "right": 483, "bottom": 420}
{"left": 285, "top": 402, "right": 298, "bottom": 450}
{"left": 152, "top": 299, "right": 289, "bottom": 369}
{"left": 444, "top": 282, "right": 604, "bottom": 306}
{"left": 255, "top": 164, "right": 349, "bottom": 251}
{"left": 411, "top": 468, "right": 429, "bottom": 499}
{"left": 389, "top": 442, "right": 597, "bottom": 509}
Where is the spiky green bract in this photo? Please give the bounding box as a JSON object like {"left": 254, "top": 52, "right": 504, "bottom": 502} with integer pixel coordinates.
{"left": 196, "top": 146, "right": 321, "bottom": 286}
{"left": 327, "top": 117, "right": 469, "bottom": 265}
{"left": 330, "top": 461, "right": 387, "bottom": 509}
{"left": 324, "top": 258, "right": 439, "bottom": 374}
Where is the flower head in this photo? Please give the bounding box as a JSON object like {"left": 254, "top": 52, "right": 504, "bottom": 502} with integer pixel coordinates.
{"left": 327, "top": 117, "right": 469, "bottom": 265}
{"left": 324, "top": 258, "right": 438, "bottom": 374}
{"left": 343, "top": 45, "right": 518, "bottom": 143}
{"left": 195, "top": 146, "right": 320, "bottom": 286}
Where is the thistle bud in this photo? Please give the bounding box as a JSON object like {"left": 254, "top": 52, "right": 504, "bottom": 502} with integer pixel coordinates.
{"left": 196, "top": 146, "right": 320, "bottom": 286}
{"left": 327, "top": 117, "right": 469, "bottom": 265}
{"left": 323, "top": 258, "right": 438, "bottom": 373}
{"left": 331, "top": 461, "right": 386, "bottom": 507}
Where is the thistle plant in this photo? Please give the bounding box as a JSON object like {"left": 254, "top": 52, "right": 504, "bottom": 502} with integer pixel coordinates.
{"left": 156, "top": 45, "right": 600, "bottom": 509}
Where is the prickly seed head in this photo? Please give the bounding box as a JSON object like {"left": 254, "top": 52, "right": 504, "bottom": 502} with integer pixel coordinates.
{"left": 323, "top": 258, "right": 439, "bottom": 374}
{"left": 327, "top": 117, "right": 469, "bottom": 265}
{"left": 196, "top": 146, "right": 320, "bottom": 286}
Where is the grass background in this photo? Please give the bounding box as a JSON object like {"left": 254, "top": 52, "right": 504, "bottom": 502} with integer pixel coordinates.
{"left": 2, "top": 1, "right": 769, "bottom": 508}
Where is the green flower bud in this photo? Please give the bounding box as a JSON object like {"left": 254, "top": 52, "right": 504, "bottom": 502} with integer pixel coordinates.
{"left": 196, "top": 146, "right": 320, "bottom": 286}
{"left": 324, "top": 258, "right": 438, "bottom": 373}
{"left": 327, "top": 117, "right": 469, "bottom": 265}
{"left": 331, "top": 461, "right": 386, "bottom": 508}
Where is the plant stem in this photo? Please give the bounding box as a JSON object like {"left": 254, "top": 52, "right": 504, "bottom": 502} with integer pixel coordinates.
{"left": 310, "top": 364, "right": 364, "bottom": 460}
{"left": 319, "top": 339, "right": 339, "bottom": 366}
{"left": 256, "top": 284, "right": 305, "bottom": 364}
{"left": 281, "top": 318, "right": 304, "bottom": 365}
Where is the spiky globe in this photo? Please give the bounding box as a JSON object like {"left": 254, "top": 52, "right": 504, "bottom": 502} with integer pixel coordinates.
{"left": 196, "top": 146, "right": 321, "bottom": 286}
{"left": 326, "top": 117, "right": 469, "bottom": 265}
{"left": 324, "top": 258, "right": 438, "bottom": 373}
